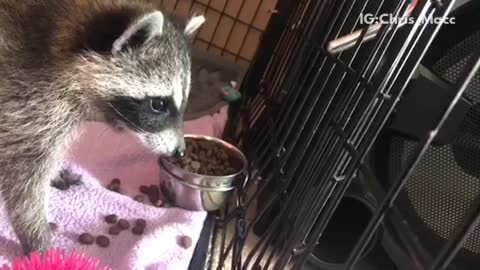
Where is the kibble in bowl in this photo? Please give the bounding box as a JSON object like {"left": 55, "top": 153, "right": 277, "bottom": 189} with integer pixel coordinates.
{"left": 167, "top": 137, "right": 241, "bottom": 176}
{"left": 159, "top": 135, "right": 247, "bottom": 211}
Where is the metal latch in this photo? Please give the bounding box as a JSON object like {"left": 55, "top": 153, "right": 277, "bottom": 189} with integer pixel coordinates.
{"left": 327, "top": 0, "right": 419, "bottom": 54}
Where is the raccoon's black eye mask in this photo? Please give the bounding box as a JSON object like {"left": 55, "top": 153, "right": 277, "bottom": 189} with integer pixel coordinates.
{"left": 107, "top": 96, "right": 181, "bottom": 133}
{"left": 149, "top": 97, "right": 169, "bottom": 113}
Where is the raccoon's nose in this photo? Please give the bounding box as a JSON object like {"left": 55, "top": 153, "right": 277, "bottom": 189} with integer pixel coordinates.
{"left": 174, "top": 147, "right": 186, "bottom": 159}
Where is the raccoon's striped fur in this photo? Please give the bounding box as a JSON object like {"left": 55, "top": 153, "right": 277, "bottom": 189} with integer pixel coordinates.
{"left": 0, "top": 0, "right": 204, "bottom": 254}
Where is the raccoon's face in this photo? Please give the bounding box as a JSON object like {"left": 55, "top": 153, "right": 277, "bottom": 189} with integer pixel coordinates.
{"left": 77, "top": 9, "right": 204, "bottom": 157}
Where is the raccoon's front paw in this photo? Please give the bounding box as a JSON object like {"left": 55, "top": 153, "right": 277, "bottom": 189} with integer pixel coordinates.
{"left": 51, "top": 168, "right": 82, "bottom": 190}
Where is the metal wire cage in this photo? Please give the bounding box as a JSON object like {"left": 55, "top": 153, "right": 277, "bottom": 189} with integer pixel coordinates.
{"left": 157, "top": 0, "right": 278, "bottom": 69}
{"left": 184, "top": 0, "right": 480, "bottom": 269}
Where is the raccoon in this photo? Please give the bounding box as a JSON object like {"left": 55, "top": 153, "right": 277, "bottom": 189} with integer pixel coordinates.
{"left": 0, "top": 0, "right": 204, "bottom": 254}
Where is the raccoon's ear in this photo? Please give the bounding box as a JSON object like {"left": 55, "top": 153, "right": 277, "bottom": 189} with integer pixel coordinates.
{"left": 112, "top": 11, "right": 164, "bottom": 55}
{"left": 184, "top": 15, "right": 205, "bottom": 36}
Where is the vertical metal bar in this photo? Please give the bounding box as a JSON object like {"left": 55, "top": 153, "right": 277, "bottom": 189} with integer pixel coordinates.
{"left": 228, "top": 0, "right": 303, "bottom": 143}
{"left": 255, "top": 2, "right": 386, "bottom": 266}
{"left": 233, "top": 1, "right": 311, "bottom": 267}
{"left": 272, "top": 2, "right": 402, "bottom": 263}
{"left": 248, "top": 0, "right": 355, "bottom": 180}
{"left": 291, "top": 1, "right": 459, "bottom": 268}
{"left": 246, "top": 2, "right": 344, "bottom": 258}
{"left": 261, "top": 0, "right": 381, "bottom": 187}
{"left": 345, "top": 17, "right": 478, "bottom": 269}
{"left": 216, "top": 203, "right": 229, "bottom": 269}
{"left": 246, "top": 2, "right": 388, "bottom": 267}
{"left": 221, "top": 0, "right": 472, "bottom": 268}
{"left": 238, "top": 0, "right": 316, "bottom": 155}
{"left": 241, "top": 196, "right": 283, "bottom": 270}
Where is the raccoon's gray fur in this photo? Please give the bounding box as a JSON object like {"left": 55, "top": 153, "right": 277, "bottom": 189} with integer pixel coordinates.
{"left": 0, "top": 0, "right": 204, "bottom": 254}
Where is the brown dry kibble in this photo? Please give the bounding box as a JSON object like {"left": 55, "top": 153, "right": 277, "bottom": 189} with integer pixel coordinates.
{"left": 169, "top": 138, "right": 238, "bottom": 177}
{"left": 147, "top": 185, "right": 160, "bottom": 202}
{"left": 219, "top": 151, "right": 228, "bottom": 160}
{"left": 135, "top": 218, "right": 147, "bottom": 228}
{"left": 107, "top": 178, "right": 122, "bottom": 193}
{"left": 181, "top": 157, "right": 192, "bottom": 166}
{"left": 179, "top": 236, "right": 192, "bottom": 249}
{"left": 108, "top": 225, "right": 122, "bottom": 236}
{"left": 78, "top": 233, "right": 95, "bottom": 245}
{"left": 191, "top": 161, "right": 201, "bottom": 170}
{"left": 139, "top": 185, "right": 150, "bottom": 194}
{"left": 132, "top": 225, "right": 145, "bottom": 235}
{"left": 184, "top": 165, "right": 193, "bottom": 172}
{"left": 49, "top": 222, "right": 58, "bottom": 232}
{"left": 117, "top": 219, "right": 130, "bottom": 230}
{"left": 111, "top": 178, "right": 120, "bottom": 186}
{"left": 95, "top": 235, "right": 110, "bottom": 248}
{"left": 104, "top": 214, "right": 118, "bottom": 224}
{"left": 198, "top": 168, "right": 206, "bottom": 175}
{"left": 190, "top": 141, "right": 198, "bottom": 149}
{"left": 131, "top": 218, "right": 147, "bottom": 235}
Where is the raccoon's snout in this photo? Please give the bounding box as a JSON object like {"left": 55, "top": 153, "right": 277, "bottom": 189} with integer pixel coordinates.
{"left": 173, "top": 139, "right": 186, "bottom": 159}
{"left": 136, "top": 128, "right": 185, "bottom": 157}
{"left": 174, "top": 148, "right": 186, "bottom": 159}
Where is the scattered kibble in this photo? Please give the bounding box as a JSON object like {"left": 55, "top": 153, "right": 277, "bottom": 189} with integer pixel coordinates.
{"left": 134, "top": 219, "right": 147, "bottom": 228}
{"left": 95, "top": 235, "right": 110, "bottom": 248}
{"left": 59, "top": 169, "right": 83, "bottom": 186}
{"left": 111, "top": 179, "right": 120, "bottom": 186}
{"left": 117, "top": 219, "right": 130, "bottom": 230}
{"left": 108, "top": 225, "right": 122, "bottom": 236}
{"left": 132, "top": 225, "right": 145, "bottom": 235}
{"left": 104, "top": 214, "right": 118, "bottom": 224}
{"left": 179, "top": 236, "right": 192, "bottom": 249}
{"left": 49, "top": 222, "right": 58, "bottom": 232}
{"left": 147, "top": 185, "right": 160, "bottom": 203}
{"left": 107, "top": 179, "right": 121, "bottom": 193}
{"left": 52, "top": 181, "right": 69, "bottom": 191}
{"left": 139, "top": 185, "right": 150, "bottom": 194}
{"left": 78, "top": 233, "right": 95, "bottom": 245}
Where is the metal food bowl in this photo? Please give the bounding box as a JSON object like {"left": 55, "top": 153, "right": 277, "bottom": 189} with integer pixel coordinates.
{"left": 159, "top": 134, "right": 248, "bottom": 211}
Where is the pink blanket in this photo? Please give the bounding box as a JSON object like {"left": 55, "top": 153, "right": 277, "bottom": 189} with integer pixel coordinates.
{"left": 0, "top": 107, "right": 228, "bottom": 269}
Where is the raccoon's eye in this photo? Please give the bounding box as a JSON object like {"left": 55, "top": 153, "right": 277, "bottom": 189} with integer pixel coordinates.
{"left": 149, "top": 98, "right": 169, "bottom": 113}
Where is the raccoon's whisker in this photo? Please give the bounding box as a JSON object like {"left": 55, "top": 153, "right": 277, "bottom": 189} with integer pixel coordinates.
{"left": 107, "top": 103, "right": 147, "bottom": 133}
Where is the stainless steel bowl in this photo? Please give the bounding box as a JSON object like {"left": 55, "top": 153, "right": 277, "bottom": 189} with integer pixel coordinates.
{"left": 159, "top": 134, "right": 247, "bottom": 211}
